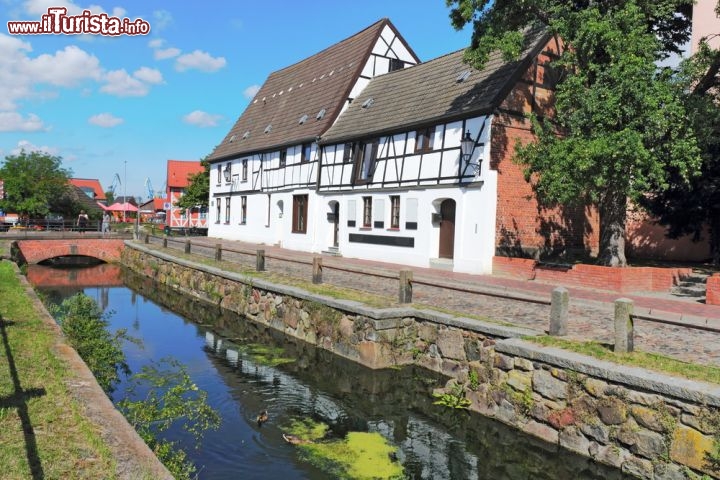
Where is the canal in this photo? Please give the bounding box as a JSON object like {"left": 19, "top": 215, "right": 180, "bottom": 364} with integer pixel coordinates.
{"left": 28, "top": 263, "right": 630, "bottom": 480}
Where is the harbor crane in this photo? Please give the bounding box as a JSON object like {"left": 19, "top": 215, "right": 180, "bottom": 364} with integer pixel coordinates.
{"left": 108, "top": 173, "right": 121, "bottom": 195}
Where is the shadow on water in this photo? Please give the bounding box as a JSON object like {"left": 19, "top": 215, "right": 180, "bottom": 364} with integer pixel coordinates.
{"left": 30, "top": 263, "right": 632, "bottom": 480}
{"left": 0, "top": 316, "right": 46, "bottom": 480}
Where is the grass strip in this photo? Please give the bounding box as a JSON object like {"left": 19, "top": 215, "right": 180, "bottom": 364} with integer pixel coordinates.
{"left": 0, "top": 260, "right": 116, "bottom": 480}
{"left": 527, "top": 335, "right": 720, "bottom": 385}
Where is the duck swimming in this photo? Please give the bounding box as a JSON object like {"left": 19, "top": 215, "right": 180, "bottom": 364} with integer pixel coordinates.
{"left": 282, "top": 433, "right": 312, "bottom": 445}
{"left": 256, "top": 410, "right": 268, "bottom": 426}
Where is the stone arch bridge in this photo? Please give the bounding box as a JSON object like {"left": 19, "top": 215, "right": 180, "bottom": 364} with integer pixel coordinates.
{"left": 13, "top": 238, "right": 126, "bottom": 264}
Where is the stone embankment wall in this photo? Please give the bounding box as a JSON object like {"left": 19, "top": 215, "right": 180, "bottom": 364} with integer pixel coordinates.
{"left": 123, "top": 243, "right": 720, "bottom": 479}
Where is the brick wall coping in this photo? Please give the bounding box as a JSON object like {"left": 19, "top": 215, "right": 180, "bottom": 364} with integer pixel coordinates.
{"left": 126, "top": 242, "right": 539, "bottom": 340}
{"left": 497, "top": 338, "right": 720, "bottom": 407}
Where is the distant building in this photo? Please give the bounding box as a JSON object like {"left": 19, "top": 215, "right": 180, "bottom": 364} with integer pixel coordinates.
{"left": 138, "top": 197, "right": 166, "bottom": 224}
{"left": 69, "top": 178, "right": 107, "bottom": 205}
{"left": 166, "top": 160, "right": 208, "bottom": 231}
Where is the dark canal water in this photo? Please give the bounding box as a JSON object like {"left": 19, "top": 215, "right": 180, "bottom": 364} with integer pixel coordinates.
{"left": 29, "top": 264, "right": 630, "bottom": 480}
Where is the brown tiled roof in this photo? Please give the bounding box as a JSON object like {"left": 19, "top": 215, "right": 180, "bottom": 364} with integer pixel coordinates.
{"left": 321, "top": 30, "right": 549, "bottom": 144}
{"left": 208, "top": 18, "right": 416, "bottom": 162}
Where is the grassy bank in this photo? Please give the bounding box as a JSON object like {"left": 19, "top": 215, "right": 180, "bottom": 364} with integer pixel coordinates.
{"left": 0, "top": 260, "right": 116, "bottom": 479}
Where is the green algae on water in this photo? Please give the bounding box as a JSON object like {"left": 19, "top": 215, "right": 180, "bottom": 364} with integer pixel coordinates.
{"left": 285, "top": 418, "right": 403, "bottom": 479}
{"left": 286, "top": 417, "right": 330, "bottom": 442}
{"left": 242, "top": 343, "right": 295, "bottom": 367}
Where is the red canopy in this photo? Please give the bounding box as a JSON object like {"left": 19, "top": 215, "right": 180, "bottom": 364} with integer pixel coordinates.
{"left": 106, "top": 202, "right": 138, "bottom": 212}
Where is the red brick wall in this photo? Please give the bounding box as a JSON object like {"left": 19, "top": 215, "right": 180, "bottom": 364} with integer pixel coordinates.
{"left": 17, "top": 239, "right": 125, "bottom": 264}
{"left": 492, "top": 256, "right": 691, "bottom": 293}
{"left": 491, "top": 38, "right": 599, "bottom": 259}
{"left": 708, "top": 274, "right": 720, "bottom": 305}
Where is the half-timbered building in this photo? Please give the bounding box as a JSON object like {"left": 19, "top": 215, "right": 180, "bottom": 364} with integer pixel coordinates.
{"left": 317, "top": 31, "right": 594, "bottom": 273}
{"left": 166, "top": 160, "right": 208, "bottom": 231}
{"left": 207, "top": 19, "right": 419, "bottom": 251}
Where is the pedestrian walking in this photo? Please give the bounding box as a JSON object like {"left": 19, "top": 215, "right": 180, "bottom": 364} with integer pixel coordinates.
{"left": 77, "top": 210, "right": 89, "bottom": 233}
{"left": 102, "top": 212, "right": 110, "bottom": 235}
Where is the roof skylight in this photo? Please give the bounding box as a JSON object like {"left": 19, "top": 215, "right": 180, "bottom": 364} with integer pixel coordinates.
{"left": 316, "top": 108, "right": 326, "bottom": 120}
{"left": 228, "top": 134, "right": 236, "bottom": 143}
{"left": 299, "top": 114, "right": 308, "bottom": 124}
{"left": 242, "top": 131, "right": 250, "bottom": 139}
{"left": 264, "top": 124, "right": 272, "bottom": 134}
{"left": 361, "top": 98, "right": 374, "bottom": 109}
{"left": 456, "top": 70, "right": 471, "bottom": 83}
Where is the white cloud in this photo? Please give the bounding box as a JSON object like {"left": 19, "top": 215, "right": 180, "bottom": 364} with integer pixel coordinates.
{"left": 182, "top": 110, "right": 222, "bottom": 128}
{"left": 243, "top": 84, "right": 260, "bottom": 99}
{"left": 152, "top": 10, "right": 173, "bottom": 32}
{"left": 133, "top": 66, "right": 163, "bottom": 84}
{"left": 100, "top": 67, "right": 163, "bottom": 96}
{"left": 24, "top": 45, "right": 102, "bottom": 86}
{"left": 23, "top": 0, "right": 124, "bottom": 18}
{"left": 88, "top": 112, "right": 123, "bottom": 127}
{"left": 0, "top": 34, "right": 101, "bottom": 110}
{"left": 175, "top": 50, "right": 226, "bottom": 72}
{"left": 0, "top": 112, "right": 46, "bottom": 132}
{"left": 154, "top": 47, "right": 180, "bottom": 60}
{"left": 148, "top": 38, "right": 164, "bottom": 49}
{"left": 11, "top": 139, "right": 58, "bottom": 155}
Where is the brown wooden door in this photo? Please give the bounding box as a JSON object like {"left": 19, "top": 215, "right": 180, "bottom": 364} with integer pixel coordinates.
{"left": 439, "top": 199, "right": 456, "bottom": 259}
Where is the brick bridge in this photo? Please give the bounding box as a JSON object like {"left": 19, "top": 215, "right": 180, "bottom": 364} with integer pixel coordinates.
{"left": 14, "top": 238, "right": 126, "bottom": 264}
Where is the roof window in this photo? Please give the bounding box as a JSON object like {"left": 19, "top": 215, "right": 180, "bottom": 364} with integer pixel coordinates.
{"left": 264, "top": 124, "right": 272, "bottom": 134}
{"left": 361, "top": 98, "right": 374, "bottom": 109}
{"left": 456, "top": 70, "right": 471, "bottom": 83}
{"left": 299, "top": 114, "right": 309, "bottom": 125}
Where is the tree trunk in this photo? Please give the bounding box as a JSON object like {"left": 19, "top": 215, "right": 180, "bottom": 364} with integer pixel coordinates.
{"left": 597, "top": 191, "right": 628, "bottom": 267}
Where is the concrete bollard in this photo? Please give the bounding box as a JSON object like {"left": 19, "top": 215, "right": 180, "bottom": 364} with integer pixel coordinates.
{"left": 144, "top": 233, "right": 149, "bottom": 244}
{"left": 399, "top": 270, "right": 413, "bottom": 303}
{"left": 256, "top": 249, "right": 265, "bottom": 271}
{"left": 163, "top": 237, "right": 168, "bottom": 248}
{"left": 614, "top": 298, "right": 634, "bottom": 353}
{"left": 312, "top": 256, "right": 322, "bottom": 284}
{"left": 184, "top": 240, "right": 191, "bottom": 254}
{"left": 549, "top": 287, "right": 569, "bottom": 336}
{"left": 215, "top": 244, "right": 222, "bottom": 262}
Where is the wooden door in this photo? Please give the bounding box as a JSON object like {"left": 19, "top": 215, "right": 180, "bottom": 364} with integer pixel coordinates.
{"left": 439, "top": 199, "right": 456, "bottom": 259}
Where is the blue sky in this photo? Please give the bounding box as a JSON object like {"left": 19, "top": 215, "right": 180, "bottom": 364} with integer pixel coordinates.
{"left": 0, "top": 1, "right": 472, "bottom": 200}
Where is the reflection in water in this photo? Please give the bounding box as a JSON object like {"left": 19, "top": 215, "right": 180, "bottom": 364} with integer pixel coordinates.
{"left": 29, "top": 264, "right": 630, "bottom": 480}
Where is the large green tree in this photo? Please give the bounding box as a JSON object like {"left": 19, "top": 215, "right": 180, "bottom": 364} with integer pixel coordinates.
{"left": 448, "top": 0, "right": 702, "bottom": 266}
{"left": 641, "top": 2, "right": 720, "bottom": 264}
{"left": 0, "top": 150, "right": 73, "bottom": 218}
{"left": 174, "top": 158, "right": 209, "bottom": 211}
